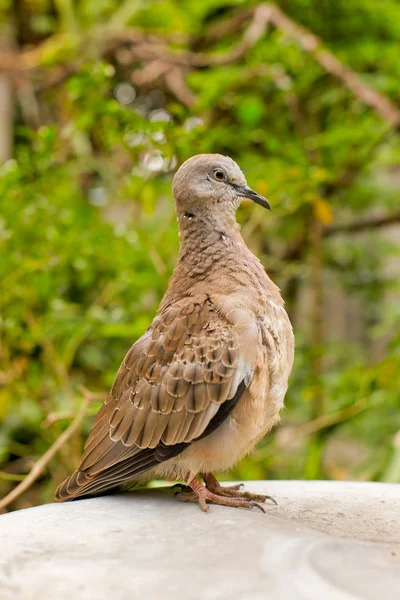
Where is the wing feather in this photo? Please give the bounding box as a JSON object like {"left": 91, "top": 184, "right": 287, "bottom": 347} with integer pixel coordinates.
{"left": 55, "top": 295, "right": 257, "bottom": 501}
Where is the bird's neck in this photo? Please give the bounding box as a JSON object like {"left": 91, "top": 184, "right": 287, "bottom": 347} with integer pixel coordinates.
{"left": 178, "top": 209, "right": 242, "bottom": 249}
{"left": 160, "top": 211, "right": 282, "bottom": 308}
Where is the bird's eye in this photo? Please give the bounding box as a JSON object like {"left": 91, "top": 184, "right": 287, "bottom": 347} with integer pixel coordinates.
{"left": 212, "top": 169, "right": 227, "bottom": 182}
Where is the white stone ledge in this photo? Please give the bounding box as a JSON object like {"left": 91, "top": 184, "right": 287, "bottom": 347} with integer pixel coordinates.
{"left": 0, "top": 480, "right": 399, "bottom": 600}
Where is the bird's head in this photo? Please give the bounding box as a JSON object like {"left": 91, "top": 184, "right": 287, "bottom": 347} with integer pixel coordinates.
{"left": 172, "top": 154, "right": 270, "bottom": 222}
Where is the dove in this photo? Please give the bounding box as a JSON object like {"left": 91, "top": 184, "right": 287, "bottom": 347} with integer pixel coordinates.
{"left": 55, "top": 154, "right": 294, "bottom": 511}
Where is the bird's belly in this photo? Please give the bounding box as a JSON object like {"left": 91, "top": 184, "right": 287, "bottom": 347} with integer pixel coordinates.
{"left": 154, "top": 408, "right": 257, "bottom": 480}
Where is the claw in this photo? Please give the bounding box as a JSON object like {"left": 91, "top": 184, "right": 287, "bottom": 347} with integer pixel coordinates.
{"left": 265, "top": 495, "right": 278, "bottom": 506}
{"left": 250, "top": 502, "right": 266, "bottom": 513}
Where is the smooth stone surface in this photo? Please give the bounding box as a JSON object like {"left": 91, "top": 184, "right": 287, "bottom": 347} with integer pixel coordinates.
{"left": 0, "top": 480, "right": 399, "bottom": 600}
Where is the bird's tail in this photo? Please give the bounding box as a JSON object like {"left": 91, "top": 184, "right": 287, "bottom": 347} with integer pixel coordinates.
{"left": 55, "top": 449, "right": 160, "bottom": 501}
{"left": 54, "top": 470, "right": 93, "bottom": 502}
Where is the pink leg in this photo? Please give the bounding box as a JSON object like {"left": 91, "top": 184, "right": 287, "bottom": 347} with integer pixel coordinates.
{"left": 177, "top": 476, "right": 266, "bottom": 513}
{"left": 202, "top": 472, "right": 277, "bottom": 505}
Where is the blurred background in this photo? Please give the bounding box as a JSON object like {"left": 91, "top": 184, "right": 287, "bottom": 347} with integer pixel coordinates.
{"left": 1, "top": 0, "right": 400, "bottom": 512}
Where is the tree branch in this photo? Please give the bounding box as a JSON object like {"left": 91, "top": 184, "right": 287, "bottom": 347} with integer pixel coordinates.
{"left": 1, "top": 3, "right": 399, "bottom": 128}
{"left": 280, "top": 208, "right": 400, "bottom": 264}
{"left": 189, "top": 4, "right": 274, "bottom": 67}
{"left": 262, "top": 4, "right": 400, "bottom": 128}
{"left": 187, "top": 3, "right": 400, "bottom": 127}
{"left": 288, "top": 398, "right": 368, "bottom": 441}
{"left": 325, "top": 209, "right": 400, "bottom": 236}
{"left": 0, "top": 386, "right": 94, "bottom": 513}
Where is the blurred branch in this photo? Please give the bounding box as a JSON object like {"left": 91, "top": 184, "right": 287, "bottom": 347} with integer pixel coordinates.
{"left": 189, "top": 3, "right": 400, "bottom": 127}
{"left": 41, "top": 410, "right": 81, "bottom": 428}
{"left": 262, "top": 4, "right": 400, "bottom": 128}
{"left": 189, "top": 4, "right": 274, "bottom": 67}
{"left": 325, "top": 210, "right": 400, "bottom": 236}
{"left": 0, "top": 386, "right": 94, "bottom": 513}
{"left": 42, "top": 390, "right": 105, "bottom": 428}
{"left": 202, "top": 7, "right": 254, "bottom": 42}
{"left": 1, "top": 3, "right": 399, "bottom": 125}
{"left": 164, "top": 68, "right": 196, "bottom": 107}
{"left": 290, "top": 398, "right": 368, "bottom": 441}
{"left": 280, "top": 208, "right": 400, "bottom": 268}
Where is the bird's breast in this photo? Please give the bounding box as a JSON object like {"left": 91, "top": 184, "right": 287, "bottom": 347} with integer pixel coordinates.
{"left": 232, "top": 297, "right": 294, "bottom": 446}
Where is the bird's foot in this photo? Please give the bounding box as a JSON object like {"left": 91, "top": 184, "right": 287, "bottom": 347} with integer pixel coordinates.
{"left": 202, "top": 472, "right": 277, "bottom": 505}
{"left": 176, "top": 476, "right": 265, "bottom": 513}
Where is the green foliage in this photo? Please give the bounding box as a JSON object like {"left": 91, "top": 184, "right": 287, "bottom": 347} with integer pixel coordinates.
{"left": 1, "top": 0, "right": 400, "bottom": 509}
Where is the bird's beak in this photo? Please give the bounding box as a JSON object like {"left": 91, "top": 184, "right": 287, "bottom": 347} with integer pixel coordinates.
{"left": 237, "top": 185, "right": 271, "bottom": 211}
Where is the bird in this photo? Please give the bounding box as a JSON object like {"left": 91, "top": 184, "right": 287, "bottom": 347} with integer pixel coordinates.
{"left": 55, "top": 154, "right": 294, "bottom": 512}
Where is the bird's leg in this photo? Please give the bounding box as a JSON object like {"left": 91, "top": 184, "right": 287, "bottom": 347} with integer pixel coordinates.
{"left": 202, "top": 472, "right": 277, "bottom": 505}
{"left": 203, "top": 475, "right": 244, "bottom": 492}
{"left": 176, "top": 476, "right": 266, "bottom": 512}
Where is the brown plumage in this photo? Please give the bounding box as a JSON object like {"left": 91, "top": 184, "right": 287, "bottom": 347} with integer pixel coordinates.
{"left": 55, "top": 154, "right": 294, "bottom": 511}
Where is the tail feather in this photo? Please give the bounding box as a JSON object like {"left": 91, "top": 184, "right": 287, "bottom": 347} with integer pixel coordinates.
{"left": 54, "top": 449, "right": 158, "bottom": 501}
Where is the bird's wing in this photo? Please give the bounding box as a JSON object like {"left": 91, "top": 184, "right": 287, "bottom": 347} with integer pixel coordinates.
{"left": 55, "top": 294, "right": 259, "bottom": 500}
